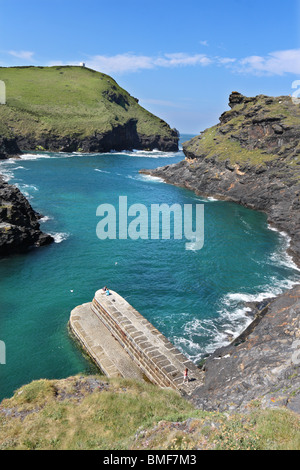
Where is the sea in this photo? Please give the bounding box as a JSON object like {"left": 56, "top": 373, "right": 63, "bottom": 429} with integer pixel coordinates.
{"left": 0, "top": 134, "right": 299, "bottom": 401}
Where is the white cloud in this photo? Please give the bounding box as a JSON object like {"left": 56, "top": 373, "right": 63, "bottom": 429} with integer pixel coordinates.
{"left": 85, "top": 52, "right": 212, "bottom": 74}
{"left": 87, "top": 53, "right": 154, "bottom": 74}
{"left": 156, "top": 53, "right": 212, "bottom": 67}
{"left": 8, "top": 50, "right": 35, "bottom": 61}
{"left": 217, "top": 57, "right": 237, "bottom": 65}
{"left": 44, "top": 48, "right": 300, "bottom": 77}
{"left": 238, "top": 49, "right": 300, "bottom": 75}
{"left": 199, "top": 40, "right": 209, "bottom": 47}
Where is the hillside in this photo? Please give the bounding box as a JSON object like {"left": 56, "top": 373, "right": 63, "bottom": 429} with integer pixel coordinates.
{"left": 0, "top": 66, "right": 179, "bottom": 154}
{"left": 183, "top": 91, "right": 300, "bottom": 165}
{"left": 0, "top": 374, "right": 299, "bottom": 450}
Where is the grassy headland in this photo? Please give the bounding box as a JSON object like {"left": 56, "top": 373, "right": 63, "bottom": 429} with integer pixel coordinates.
{"left": 183, "top": 92, "right": 300, "bottom": 169}
{"left": 0, "top": 66, "right": 178, "bottom": 153}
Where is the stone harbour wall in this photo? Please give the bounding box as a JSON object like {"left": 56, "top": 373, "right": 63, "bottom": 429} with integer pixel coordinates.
{"left": 70, "top": 289, "right": 203, "bottom": 395}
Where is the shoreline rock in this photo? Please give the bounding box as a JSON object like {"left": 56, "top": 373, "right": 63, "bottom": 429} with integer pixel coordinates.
{"left": 189, "top": 286, "right": 300, "bottom": 414}
{"left": 12, "top": 119, "right": 179, "bottom": 155}
{"left": 141, "top": 92, "right": 300, "bottom": 414}
{"left": 0, "top": 176, "right": 54, "bottom": 256}
{"left": 0, "top": 135, "right": 22, "bottom": 160}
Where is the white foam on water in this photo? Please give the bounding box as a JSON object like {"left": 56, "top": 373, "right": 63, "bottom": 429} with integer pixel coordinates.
{"left": 217, "top": 276, "right": 299, "bottom": 344}
{"left": 39, "top": 215, "right": 53, "bottom": 223}
{"left": 0, "top": 159, "right": 15, "bottom": 165}
{"left": 116, "top": 149, "right": 182, "bottom": 159}
{"left": 0, "top": 168, "right": 15, "bottom": 182}
{"left": 94, "top": 168, "right": 111, "bottom": 174}
{"left": 267, "top": 224, "right": 300, "bottom": 272}
{"left": 13, "top": 182, "right": 39, "bottom": 200}
{"left": 121, "top": 172, "right": 165, "bottom": 183}
{"left": 174, "top": 336, "right": 203, "bottom": 359}
{"left": 173, "top": 314, "right": 239, "bottom": 362}
{"left": 19, "top": 183, "right": 39, "bottom": 191}
{"left": 18, "top": 152, "right": 77, "bottom": 161}
{"left": 0, "top": 160, "right": 30, "bottom": 182}
{"left": 137, "top": 174, "right": 165, "bottom": 183}
{"left": 181, "top": 267, "right": 300, "bottom": 362}
{"left": 268, "top": 223, "right": 290, "bottom": 238}
{"left": 72, "top": 152, "right": 92, "bottom": 156}
{"left": 225, "top": 291, "right": 276, "bottom": 304}
{"left": 270, "top": 250, "right": 300, "bottom": 272}
{"left": 49, "top": 232, "right": 70, "bottom": 244}
{"left": 19, "top": 153, "right": 53, "bottom": 161}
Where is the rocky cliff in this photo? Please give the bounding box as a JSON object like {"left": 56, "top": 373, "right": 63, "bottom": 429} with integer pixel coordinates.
{"left": 0, "top": 135, "right": 21, "bottom": 160}
{"left": 141, "top": 92, "right": 300, "bottom": 414}
{"left": 0, "top": 66, "right": 179, "bottom": 155}
{"left": 0, "top": 176, "right": 54, "bottom": 256}
{"left": 0, "top": 135, "right": 53, "bottom": 256}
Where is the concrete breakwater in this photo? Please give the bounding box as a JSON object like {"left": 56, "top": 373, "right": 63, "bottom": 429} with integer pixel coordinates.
{"left": 69, "top": 289, "right": 203, "bottom": 395}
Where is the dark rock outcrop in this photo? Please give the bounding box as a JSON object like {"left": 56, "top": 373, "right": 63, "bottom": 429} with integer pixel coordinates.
{"left": 14, "top": 119, "right": 179, "bottom": 154}
{"left": 141, "top": 92, "right": 300, "bottom": 414}
{"left": 0, "top": 177, "right": 54, "bottom": 256}
{"left": 0, "top": 135, "right": 22, "bottom": 160}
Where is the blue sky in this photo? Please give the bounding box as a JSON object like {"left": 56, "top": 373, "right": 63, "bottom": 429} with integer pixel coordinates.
{"left": 0, "top": 0, "right": 300, "bottom": 133}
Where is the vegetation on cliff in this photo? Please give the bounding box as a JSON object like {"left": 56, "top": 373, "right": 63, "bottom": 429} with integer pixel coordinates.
{"left": 183, "top": 92, "right": 300, "bottom": 168}
{"left": 0, "top": 375, "right": 299, "bottom": 450}
{"left": 0, "top": 66, "right": 179, "bottom": 154}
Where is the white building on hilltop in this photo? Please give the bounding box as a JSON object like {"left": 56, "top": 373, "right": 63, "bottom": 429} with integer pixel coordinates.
{"left": 0, "top": 80, "right": 6, "bottom": 105}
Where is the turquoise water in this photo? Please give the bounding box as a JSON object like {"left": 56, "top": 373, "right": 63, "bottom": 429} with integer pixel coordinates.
{"left": 1, "top": 135, "right": 300, "bottom": 401}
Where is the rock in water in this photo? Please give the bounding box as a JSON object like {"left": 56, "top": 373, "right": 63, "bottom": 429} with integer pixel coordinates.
{"left": 0, "top": 177, "right": 54, "bottom": 256}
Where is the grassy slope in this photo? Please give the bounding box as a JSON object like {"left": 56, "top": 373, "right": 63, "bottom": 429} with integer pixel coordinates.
{"left": 183, "top": 94, "right": 300, "bottom": 167}
{"left": 0, "top": 66, "right": 174, "bottom": 141}
{"left": 0, "top": 375, "right": 299, "bottom": 450}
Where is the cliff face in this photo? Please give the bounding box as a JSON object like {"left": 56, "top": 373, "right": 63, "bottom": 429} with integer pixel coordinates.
{"left": 0, "top": 134, "right": 53, "bottom": 255}
{"left": 185, "top": 92, "right": 300, "bottom": 161}
{"left": 0, "top": 66, "right": 179, "bottom": 155}
{"left": 0, "top": 135, "right": 21, "bottom": 160}
{"left": 141, "top": 93, "right": 300, "bottom": 414}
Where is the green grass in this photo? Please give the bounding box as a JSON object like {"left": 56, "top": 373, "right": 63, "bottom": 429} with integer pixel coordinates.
{"left": 184, "top": 126, "right": 280, "bottom": 167}
{"left": 0, "top": 66, "right": 174, "bottom": 143}
{"left": 183, "top": 94, "right": 300, "bottom": 168}
{"left": 0, "top": 375, "right": 299, "bottom": 450}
